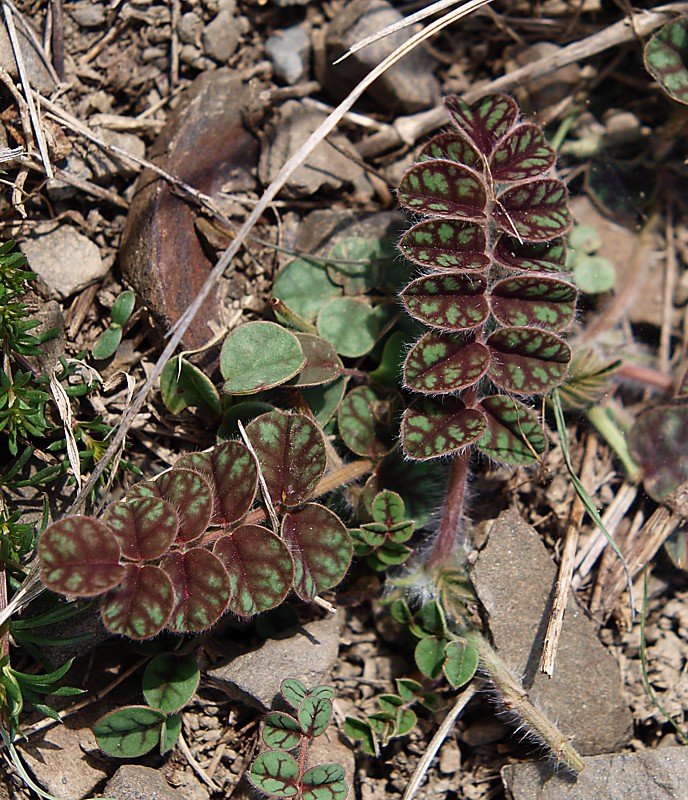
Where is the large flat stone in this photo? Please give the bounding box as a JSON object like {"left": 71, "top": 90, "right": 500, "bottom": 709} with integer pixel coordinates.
{"left": 470, "top": 509, "right": 632, "bottom": 756}
{"left": 119, "top": 69, "right": 258, "bottom": 350}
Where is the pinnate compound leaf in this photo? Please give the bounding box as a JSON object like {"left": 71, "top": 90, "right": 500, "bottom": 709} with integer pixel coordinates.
{"left": 495, "top": 179, "right": 572, "bottom": 242}
{"left": 644, "top": 16, "right": 688, "bottom": 105}
{"left": 490, "top": 276, "right": 577, "bottom": 331}
{"left": 494, "top": 234, "right": 568, "bottom": 273}
{"left": 443, "top": 639, "right": 479, "bottom": 688}
{"left": 399, "top": 219, "right": 488, "bottom": 271}
{"left": 398, "top": 160, "right": 487, "bottom": 218}
{"left": 629, "top": 405, "right": 688, "bottom": 501}
{"left": 176, "top": 441, "right": 258, "bottom": 526}
{"left": 402, "top": 396, "right": 487, "bottom": 460}
{"left": 444, "top": 94, "right": 519, "bottom": 155}
{"left": 282, "top": 503, "right": 352, "bottom": 601}
{"left": 337, "top": 385, "right": 398, "bottom": 457}
{"left": 94, "top": 705, "right": 166, "bottom": 758}
{"left": 419, "top": 131, "right": 480, "bottom": 168}
{"left": 281, "top": 678, "right": 308, "bottom": 709}
{"left": 289, "top": 334, "right": 343, "bottom": 386}
{"left": 317, "top": 297, "right": 385, "bottom": 357}
{"left": 299, "top": 696, "right": 333, "bottom": 738}
{"left": 161, "top": 549, "right": 230, "bottom": 632}
{"left": 487, "top": 327, "right": 570, "bottom": 394}
{"left": 489, "top": 123, "right": 556, "bottom": 182}
{"left": 142, "top": 653, "right": 200, "bottom": 713}
{"left": 103, "top": 497, "right": 178, "bottom": 561}
{"left": 100, "top": 564, "right": 174, "bottom": 639}
{"left": 263, "top": 712, "right": 302, "bottom": 750}
{"left": 246, "top": 411, "right": 326, "bottom": 508}
{"left": 478, "top": 395, "right": 547, "bottom": 465}
{"left": 153, "top": 469, "right": 213, "bottom": 543}
{"left": 249, "top": 751, "right": 299, "bottom": 798}
{"left": 415, "top": 635, "right": 448, "bottom": 678}
{"left": 214, "top": 525, "right": 294, "bottom": 616}
{"left": 161, "top": 355, "right": 221, "bottom": 417}
{"left": 401, "top": 272, "right": 488, "bottom": 331}
{"left": 404, "top": 332, "right": 490, "bottom": 394}
{"left": 302, "top": 764, "right": 348, "bottom": 800}
{"left": 39, "top": 517, "right": 125, "bottom": 597}
{"left": 221, "top": 321, "right": 305, "bottom": 394}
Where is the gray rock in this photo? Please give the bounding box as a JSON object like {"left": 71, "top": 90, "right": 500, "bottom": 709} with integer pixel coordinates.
{"left": 0, "top": 19, "right": 56, "bottom": 94}
{"left": 70, "top": 1, "right": 106, "bottom": 28}
{"left": 258, "top": 99, "right": 373, "bottom": 200}
{"left": 207, "top": 613, "right": 343, "bottom": 711}
{"left": 178, "top": 11, "right": 203, "bottom": 46}
{"left": 48, "top": 152, "right": 94, "bottom": 201}
{"left": 265, "top": 25, "right": 311, "bottom": 85}
{"left": 201, "top": 0, "right": 239, "bottom": 63}
{"left": 21, "top": 227, "right": 107, "bottom": 298}
{"left": 322, "top": 0, "right": 440, "bottom": 114}
{"left": 104, "top": 765, "right": 186, "bottom": 800}
{"left": 470, "top": 510, "right": 633, "bottom": 756}
{"left": 88, "top": 127, "right": 146, "bottom": 180}
{"left": 502, "top": 746, "right": 688, "bottom": 799}
{"left": 19, "top": 708, "right": 110, "bottom": 799}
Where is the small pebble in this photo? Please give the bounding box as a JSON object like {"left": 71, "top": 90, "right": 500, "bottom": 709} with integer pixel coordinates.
{"left": 265, "top": 25, "right": 310, "bottom": 85}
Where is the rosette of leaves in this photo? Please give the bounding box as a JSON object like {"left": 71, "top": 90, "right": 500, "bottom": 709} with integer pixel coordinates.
{"left": 397, "top": 94, "right": 576, "bottom": 463}
{"left": 37, "top": 410, "right": 353, "bottom": 639}
{"left": 350, "top": 490, "right": 414, "bottom": 570}
{"left": 248, "top": 678, "right": 348, "bottom": 800}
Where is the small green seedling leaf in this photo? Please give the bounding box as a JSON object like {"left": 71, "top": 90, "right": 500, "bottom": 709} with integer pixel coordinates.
{"left": 344, "top": 716, "right": 378, "bottom": 756}
{"left": 281, "top": 678, "right": 308, "bottom": 709}
{"left": 298, "top": 696, "right": 333, "bottom": 738}
{"left": 317, "top": 297, "right": 385, "bottom": 357}
{"left": 91, "top": 291, "right": 136, "bottom": 360}
{"left": 111, "top": 290, "right": 136, "bottom": 325}
{"left": 221, "top": 321, "right": 305, "bottom": 394}
{"left": 289, "top": 334, "right": 343, "bottom": 387}
{"left": 644, "top": 16, "right": 688, "bottom": 105}
{"left": 263, "top": 712, "right": 302, "bottom": 750}
{"left": 443, "top": 639, "right": 479, "bottom": 688}
{"left": 249, "top": 751, "right": 299, "bottom": 798}
{"left": 301, "top": 763, "right": 348, "bottom": 800}
{"left": 161, "top": 713, "right": 182, "bottom": 754}
{"left": 273, "top": 258, "right": 342, "bottom": 321}
{"left": 39, "top": 517, "right": 125, "bottom": 597}
{"left": 142, "top": 653, "right": 200, "bottom": 713}
{"left": 93, "top": 705, "right": 166, "bottom": 758}
{"left": 161, "top": 356, "right": 221, "bottom": 416}
{"left": 415, "top": 635, "right": 448, "bottom": 679}
{"left": 572, "top": 255, "right": 616, "bottom": 294}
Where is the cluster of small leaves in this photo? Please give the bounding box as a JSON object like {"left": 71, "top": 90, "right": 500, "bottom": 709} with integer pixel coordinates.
{"left": 92, "top": 290, "right": 136, "bottom": 360}
{"left": 38, "top": 409, "right": 353, "bottom": 638}
{"left": 344, "top": 677, "right": 440, "bottom": 756}
{"left": 93, "top": 653, "right": 198, "bottom": 758}
{"left": 248, "top": 678, "right": 348, "bottom": 800}
{"left": 350, "top": 490, "right": 414, "bottom": 571}
{"left": 397, "top": 95, "right": 576, "bottom": 463}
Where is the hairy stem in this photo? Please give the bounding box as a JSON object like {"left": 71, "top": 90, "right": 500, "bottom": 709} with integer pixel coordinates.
{"left": 464, "top": 630, "right": 585, "bottom": 774}
{"left": 428, "top": 451, "right": 471, "bottom": 567}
